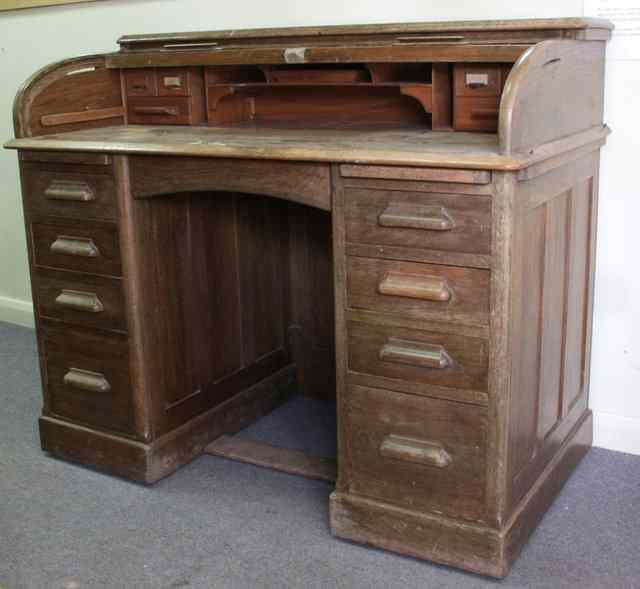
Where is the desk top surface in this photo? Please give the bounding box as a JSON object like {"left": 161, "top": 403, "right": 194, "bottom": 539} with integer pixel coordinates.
{"left": 5, "top": 124, "right": 610, "bottom": 171}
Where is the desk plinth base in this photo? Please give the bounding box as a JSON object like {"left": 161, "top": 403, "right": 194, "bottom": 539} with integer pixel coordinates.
{"left": 39, "top": 364, "right": 297, "bottom": 484}
{"left": 330, "top": 410, "right": 592, "bottom": 578}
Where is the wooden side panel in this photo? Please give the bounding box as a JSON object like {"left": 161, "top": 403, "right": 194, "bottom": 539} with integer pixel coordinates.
{"left": 500, "top": 40, "right": 606, "bottom": 154}
{"left": 507, "top": 152, "right": 598, "bottom": 512}
{"left": 287, "top": 203, "right": 335, "bottom": 400}
{"left": 14, "top": 55, "right": 123, "bottom": 138}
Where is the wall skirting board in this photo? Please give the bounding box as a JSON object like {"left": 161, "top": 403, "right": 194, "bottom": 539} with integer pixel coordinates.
{"left": 0, "top": 296, "right": 34, "bottom": 328}
{"left": 0, "top": 298, "right": 638, "bottom": 456}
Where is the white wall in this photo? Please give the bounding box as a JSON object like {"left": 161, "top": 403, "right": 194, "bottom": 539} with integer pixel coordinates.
{"left": 1, "top": 0, "right": 638, "bottom": 455}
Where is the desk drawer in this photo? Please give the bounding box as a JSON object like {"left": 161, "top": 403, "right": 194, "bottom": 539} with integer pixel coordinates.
{"left": 345, "top": 384, "right": 487, "bottom": 521}
{"left": 454, "top": 96, "right": 500, "bottom": 132}
{"left": 31, "top": 219, "right": 122, "bottom": 276}
{"left": 41, "top": 320, "right": 136, "bottom": 436}
{"left": 454, "top": 64, "right": 503, "bottom": 98}
{"left": 346, "top": 257, "right": 489, "bottom": 326}
{"left": 127, "top": 96, "right": 197, "bottom": 125}
{"left": 347, "top": 320, "right": 488, "bottom": 393}
{"left": 33, "top": 268, "right": 126, "bottom": 332}
{"left": 345, "top": 188, "right": 491, "bottom": 255}
{"left": 21, "top": 164, "right": 117, "bottom": 220}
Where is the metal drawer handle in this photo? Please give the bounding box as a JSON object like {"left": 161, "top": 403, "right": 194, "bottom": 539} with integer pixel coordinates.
{"left": 379, "top": 338, "right": 451, "bottom": 370}
{"left": 44, "top": 180, "right": 94, "bottom": 202}
{"left": 378, "top": 204, "right": 455, "bottom": 232}
{"left": 133, "top": 106, "right": 179, "bottom": 116}
{"left": 378, "top": 272, "right": 452, "bottom": 302}
{"left": 50, "top": 236, "right": 100, "bottom": 258}
{"left": 64, "top": 368, "right": 111, "bottom": 393}
{"left": 380, "top": 434, "right": 452, "bottom": 468}
{"left": 54, "top": 289, "right": 104, "bottom": 313}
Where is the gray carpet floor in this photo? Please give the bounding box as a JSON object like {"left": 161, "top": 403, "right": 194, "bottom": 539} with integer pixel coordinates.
{"left": 1, "top": 321, "right": 639, "bottom": 589}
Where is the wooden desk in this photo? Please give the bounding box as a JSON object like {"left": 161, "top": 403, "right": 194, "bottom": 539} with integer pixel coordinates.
{"left": 5, "top": 17, "right": 612, "bottom": 577}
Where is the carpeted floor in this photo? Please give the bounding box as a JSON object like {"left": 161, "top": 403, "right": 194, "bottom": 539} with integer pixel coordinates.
{"left": 1, "top": 320, "right": 639, "bottom": 589}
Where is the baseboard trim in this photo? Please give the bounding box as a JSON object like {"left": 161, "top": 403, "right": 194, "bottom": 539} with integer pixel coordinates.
{"left": 592, "top": 410, "right": 640, "bottom": 456}
{"left": 0, "top": 295, "right": 34, "bottom": 328}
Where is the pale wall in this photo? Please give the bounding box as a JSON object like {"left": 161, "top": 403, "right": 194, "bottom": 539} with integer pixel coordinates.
{"left": 1, "top": 0, "right": 638, "bottom": 455}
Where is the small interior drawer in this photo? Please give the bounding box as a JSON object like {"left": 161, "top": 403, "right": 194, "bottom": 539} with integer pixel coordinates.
{"left": 454, "top": 64, "right": 503, "bottom": 97}
{"left": 40, "top": 319, "right": 136, "bottom": 436}
{"left": 347, "top": 320, "right": 489, "bottom": 394}
{"left": 157, "top": 67, "right": 199, "bottom": 97}
{"left": 346, "top": 256, "right": 490, "bottom": 326}
{"left": 31, "top": 219, "right": 122, "bottom": 276}
{"left": 33, "top": 267, "right": 126, "bottom": 332}
{"left": 344, "top": 384, "right": 487, "bottom": 521}
{"left": 21, "top": 163, "right": 117, "bottom": 221}
{"left": 454, "top": 96, "right": 501, "bottom": 132}
{"left": 127, "top": 96, "right": 199, "bottom": 125}
{"left": 345, "top": 188, "right": 491, "bottom": 255}
{"left": 124, "top": 69, "right": 158, "bottom": 97}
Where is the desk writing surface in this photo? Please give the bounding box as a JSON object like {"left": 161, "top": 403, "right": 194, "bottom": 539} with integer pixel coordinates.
{"left": 7, "top": 125, "right": 513, "bottom": 169}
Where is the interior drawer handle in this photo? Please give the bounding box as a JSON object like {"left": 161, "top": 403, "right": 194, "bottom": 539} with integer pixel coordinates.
{"left": 380, "top": 434, "right": 452, "bottom": 468}
{"left": 63, "top": 368, "right": 111, "bottom": 393}
{"left": 50, "top": 236, "right": 100, "bottom": 258}
{"left": 378, "top": 272, "right": 452, "bottom": 302}
{"left": 54, "top": 289, "right": 104, "bottom": 313}
{"left": 44, "top": 180, "right": 94, "bottom": 202}
{"left": 379, "top": 338, "right": 451, "bottom": 370}
{"left": 470, "top": 108, "right": 499, "bottom": 121}
{"left": 378, "top": 204, "right": 454, "bottom": 231}
{"left": 133, "top": 106, "right": 179, "bottom": 116}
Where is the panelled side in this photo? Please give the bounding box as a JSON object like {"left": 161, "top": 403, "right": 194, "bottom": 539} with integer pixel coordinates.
{"left": 506, "top": 151, "right": 599, "bottom": 514}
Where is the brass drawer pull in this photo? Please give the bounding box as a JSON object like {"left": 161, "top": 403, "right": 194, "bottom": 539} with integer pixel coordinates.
{"left": 378, "top": 204, "right": 455, "bottom": 231}
{"left": 380, "top": 434, "right": 452, "bottom": 468}
{"left": 379, "top": 338, "right": 451, "bottom": 370}
{"left": 44, "top": 180, "right": 95, "bottom": 202}
{"left": 50, "top": 236, "right": 100, "bottom": 258}
{"left": 55, "top": 289, "right": 104, "bottom": 313}
{"left": 133, "top": 106, "right": 179, "bottom": 116}
{"left": 378, "top": 272, "right": 452, "bottom": 302}
{"left": 63, "top": 368, "right": 111, "bottom": 393}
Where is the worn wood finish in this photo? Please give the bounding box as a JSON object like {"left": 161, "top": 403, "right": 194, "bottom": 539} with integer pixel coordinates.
{"left": 13, "top": 55, "right": 124, "bottom": 138}
{"left": 6, "top": 17, "right": 611, "bottom": 579}
{"left": 345, "top": 187, "right": 491, "bottom": 255}
{"left": 347, "top": 320, "right": 488, "bottom": 394}
{"left": 347, "top": 256, "right": 490, "bottom": 327}
{"left": 30, "top": 218, "right": 122, "bottom": 276}
{"left": 500, "top": 40, "right": 606, "bottom": 154}
{"left": 21, "top": 162, "right": 117, "bottom": 221}
{"left": 129, "top": 155, "right": 331, "bottom": 210}
{"left": 205, "top": 435, "right": 337, "bottom": 482}
{"left": 344, "top": 384, "right": 487, "bottom": 521}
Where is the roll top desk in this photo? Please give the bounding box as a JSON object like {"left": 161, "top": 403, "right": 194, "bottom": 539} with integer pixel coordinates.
{"left": 5, "top": 17, "right": 611, "bottom": 577}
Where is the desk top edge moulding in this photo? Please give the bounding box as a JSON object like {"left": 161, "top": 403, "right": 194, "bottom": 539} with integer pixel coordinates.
{"left": 4, "top": 17, "right": 611, "bottom": 578}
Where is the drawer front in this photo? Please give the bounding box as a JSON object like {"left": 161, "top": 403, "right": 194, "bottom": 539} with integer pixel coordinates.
{"left": 127, "top": 96, "right": 194, "bottom": 125}
{"left": 124, "top": 69, "right": 158, "bottom": 97}
{"left": 347, "top": 257, "right": 490, "bottom": 326}
{"left": 454, "top": 64, "right": 503, "bottom": 97}
{"left": 345, "top": 188, "right": 491, "bottom": 255}
{"left": 41, "top": 320, "right": 136, "bottom": 436}
{"left": 21, "top": 164, "right": 117, "bottom": 220}
{"left": 347, "top": 320, "right": 488, "bottom": 393}
{"left": 454, "top": 96, "right": 500, "bottom": 132}
{"left": 33, "top": 268, "right": 126, "bottom": 332}
{"left": 31, "top": 220, "right": 122, "bottom": 276}
{"left": 345, "top": 384, "right": 487, "bottom": 521}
